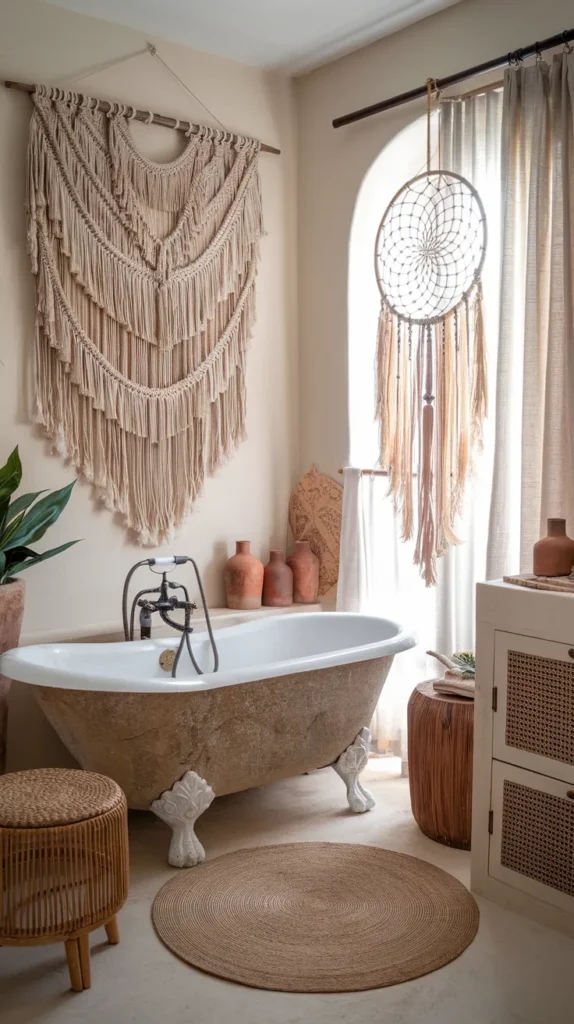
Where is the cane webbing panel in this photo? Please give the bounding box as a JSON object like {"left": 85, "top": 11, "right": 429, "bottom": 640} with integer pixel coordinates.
{"left": 500, "top": 780, "right": 574, "bottom": 897}
{"left": 505, "top": 650, "right": 574, "bottom": 765}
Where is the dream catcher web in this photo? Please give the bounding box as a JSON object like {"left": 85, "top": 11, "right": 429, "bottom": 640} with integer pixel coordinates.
{"left": 374, "top": 80, "right": 487, "bottom": 585}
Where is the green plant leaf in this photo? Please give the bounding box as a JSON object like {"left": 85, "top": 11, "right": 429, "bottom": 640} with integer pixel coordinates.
{"left": 5, "top": 540, "right": 80, "bottom": 578}
{"left": 1, "top": 491, "right": 47, "bottom": 548}
{"left": 0, "top": 498, "right": 9, "bottom": 539}
{"left": 0, "top": 550, "right": 5, "bottom": 582}
{"left": 0, "top": 449, "right": 23, "bottom": 536}
{"left": 0, "top": 448, "right": 22, "bottom": 502}
{"left": 1, "top": 546, "right": 38, "bottom": 582}
{"left": 5, "top": 546, "right": 38, "bottom": 565}
{"left": 0, "top": 511, "right": 26, "bottom": 549}
{"left": 7, "top": 490, "right": 47, "bottom": 523}
{"left": 4, "top": 481, "right": 76, "bottom": 550}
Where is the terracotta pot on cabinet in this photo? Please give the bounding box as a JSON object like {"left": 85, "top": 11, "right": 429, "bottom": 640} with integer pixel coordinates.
{"left": 0, "top": 579, "right": 25, "bottom": 774}
{"left": 224, "top": 541, "right": 264, "bottom": 610}
{"left": 287, "top": 540, "right": 319, "bottom": 604}
{"left": 533, "top": 518, "right": 574, "bottom": 577}
{"left": 263, "top": 551, "right": 293, "bottom": 607}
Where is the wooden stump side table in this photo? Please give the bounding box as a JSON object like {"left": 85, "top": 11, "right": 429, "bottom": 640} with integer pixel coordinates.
{"left": 407, "top": 681, "right": 474, "bottom": 850}
{"left": 0, "top": 767, "right": 129, "bottom": 991}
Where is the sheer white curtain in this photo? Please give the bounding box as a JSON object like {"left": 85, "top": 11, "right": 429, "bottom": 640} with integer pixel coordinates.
{"left": 487, "top": 54, "right": 574, "bottom": 578}
{"left": 339, "top": 88, "right": 503, "bottom": 764}
{"left": 337, "top": 468, "right": 435, "bottom": 765}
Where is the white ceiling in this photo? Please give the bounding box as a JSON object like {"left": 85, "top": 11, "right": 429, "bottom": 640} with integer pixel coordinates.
{"left": 45, "top": 0, "right": 461, "bottom": 72}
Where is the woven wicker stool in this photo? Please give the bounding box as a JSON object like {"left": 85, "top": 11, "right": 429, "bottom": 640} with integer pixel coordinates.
{"left": 0, "top": 768, "right": 129, "bottom": 991}
{"left": 407, "top": 682, "right": 474, "bottom": 850}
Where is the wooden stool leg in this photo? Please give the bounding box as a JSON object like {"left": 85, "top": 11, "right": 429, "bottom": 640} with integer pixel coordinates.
{"left": 78, "top": 933, "right": 91, "bottom": 990}
{"left": 65, "top": 939, "right": 83, "bottom": 992}
{"left": 105, "top": 916, "right": 119, "bottom": 945}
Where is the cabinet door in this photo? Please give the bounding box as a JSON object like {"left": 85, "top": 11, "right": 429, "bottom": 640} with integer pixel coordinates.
{"left": 493, "top": 631, "right": 574, "bottom": 784}
{"left": 489, "top": 760, "right": 574, "bottom": 913}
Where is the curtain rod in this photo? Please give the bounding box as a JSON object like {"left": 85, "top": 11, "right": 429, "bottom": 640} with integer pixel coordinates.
{"left": 3, "top": 80, "right": 281, "bottom": 155}
{"left": 333, "top": 27, "right": 574, "bottom": 128}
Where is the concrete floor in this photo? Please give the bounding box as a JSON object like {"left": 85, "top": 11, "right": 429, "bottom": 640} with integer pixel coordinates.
{"left": 1, "top": 762, "right": 573, "bottom": 1024}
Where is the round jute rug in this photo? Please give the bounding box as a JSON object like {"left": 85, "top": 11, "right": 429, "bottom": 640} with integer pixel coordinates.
{"left": 152, "top": 842, "right": 479, "bottom": 992}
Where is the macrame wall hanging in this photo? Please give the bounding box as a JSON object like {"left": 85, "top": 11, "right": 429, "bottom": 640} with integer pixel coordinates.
{"left": 27, "top": 84, "right": 263, "bottom": 544}
{"left": 374, "top": 81, "right": 487, "bottom": 585}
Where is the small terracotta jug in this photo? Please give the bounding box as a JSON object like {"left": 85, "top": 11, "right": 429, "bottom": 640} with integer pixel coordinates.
{"left": 533, "top": 518, "right": 574, "bottom": 577}
{"left": 224, "top": 541, "right": 264, "bottom": 610}
{"left": 287, "top": 540, "right": 319, "bottom": 604}
{"left": 263, "top": 550, "right": 293, "bottom": 607}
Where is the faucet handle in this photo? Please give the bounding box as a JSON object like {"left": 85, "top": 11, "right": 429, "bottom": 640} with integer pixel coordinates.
{"left": 150, "top": 556, "right": 188, "bottom": 566}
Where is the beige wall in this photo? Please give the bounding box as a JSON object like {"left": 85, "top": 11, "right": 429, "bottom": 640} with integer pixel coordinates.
{"left": 296, "top": 0, "right": 572, "bottom": 480}
{"left": 0, "top": 0, "right": 298, "bottom": 642}
{"left": 0, "top": 0, "right": 297, "bottom": 768}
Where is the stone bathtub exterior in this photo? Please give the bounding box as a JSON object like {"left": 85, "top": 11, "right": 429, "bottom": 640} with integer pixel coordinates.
{"left": 2, "top": 613, "right": 414, "bottom": 865}
{"left": 32, "top": 658, "right": 391, "bottom": 806}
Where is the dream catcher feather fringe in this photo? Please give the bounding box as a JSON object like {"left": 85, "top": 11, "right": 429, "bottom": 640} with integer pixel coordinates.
{"left": 374, "top": 84, "right": 487, "bottom": 586}
{"left": 27, "top": 85, "right": 263, "bottom": 545}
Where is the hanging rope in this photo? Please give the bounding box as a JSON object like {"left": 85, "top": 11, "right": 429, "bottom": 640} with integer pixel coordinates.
{"left": 148, "top": 43, "right": 228, "bottom": 132}
{"left": 57, "top": 46, "right": 150, "bottom": 87}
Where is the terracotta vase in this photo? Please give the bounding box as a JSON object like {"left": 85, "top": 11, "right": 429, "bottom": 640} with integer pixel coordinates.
{"left": 224, "top": 541, "right": 264, "bottom": 610}
{"left": 263, "top": 551, "right": 293, "bottom": 608}
{"left": 533, "top": 518, "right": 574, "bottom": 577}
{"left": 0, "top": 578, "right": 25, "bottom": 774}
{"left": 288, "top": 540, "right": 319, "bottom": 604}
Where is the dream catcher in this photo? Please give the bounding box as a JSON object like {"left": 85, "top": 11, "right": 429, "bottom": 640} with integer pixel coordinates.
{"left": 374, "top": 79, "right": 487, "bottom": 585}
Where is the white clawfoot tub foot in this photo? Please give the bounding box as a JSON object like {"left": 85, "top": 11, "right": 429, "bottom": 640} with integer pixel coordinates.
{"left": 151, "top": 770, "right": 215, "bottom": 867}
{"left": 333, "top": 727, "right": 375, "bottom": 813}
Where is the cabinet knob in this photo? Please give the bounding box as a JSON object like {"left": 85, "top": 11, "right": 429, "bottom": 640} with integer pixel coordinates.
{"left": 567, "top": 791, "right": 574, "bottom": 800}
{"left": 568, "top": 649, "right": 574, "bottom": 659}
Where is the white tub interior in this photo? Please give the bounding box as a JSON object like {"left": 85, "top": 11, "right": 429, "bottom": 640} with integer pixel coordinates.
{"left": 1, "top": 612, "right": 415, "bottom": 693}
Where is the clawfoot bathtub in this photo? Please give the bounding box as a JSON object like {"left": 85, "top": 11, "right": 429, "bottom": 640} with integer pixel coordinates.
{"left": 1, "top": 613, "right": 414, "bottom": 866}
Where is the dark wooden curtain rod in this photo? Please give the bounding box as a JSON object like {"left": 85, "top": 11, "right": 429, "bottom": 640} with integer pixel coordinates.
{"left": 333, "top": 27, "right": 574, "bottom": 128}
{"left": 3, "top": 79, "right": 281, "bottom": 155}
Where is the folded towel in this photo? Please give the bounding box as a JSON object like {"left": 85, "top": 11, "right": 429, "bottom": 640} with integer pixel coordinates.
{"left": 433, "top": 676, "right": 475, "bottom": 700}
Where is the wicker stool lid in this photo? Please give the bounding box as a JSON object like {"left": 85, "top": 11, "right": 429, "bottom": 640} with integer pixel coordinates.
{"left": 0, "top": 768, "right": 124, "bottom": 828}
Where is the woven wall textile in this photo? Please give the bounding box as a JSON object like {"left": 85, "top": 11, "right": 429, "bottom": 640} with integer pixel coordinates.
{"left": 374, "top": 90, "right": 487, "bottom": 586}
{"left": 27, "top": 85, "right": 263, "bottom": 544}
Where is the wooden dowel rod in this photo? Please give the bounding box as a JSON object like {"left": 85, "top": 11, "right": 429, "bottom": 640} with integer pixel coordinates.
{"left": 337, "top": 468, "right": 417, "bottom": 477}
{"left": 3, "top": 79, "right": 281, "bottom": 155}
{"left": 337, "top": 468, "right": 389, "bottom": 476}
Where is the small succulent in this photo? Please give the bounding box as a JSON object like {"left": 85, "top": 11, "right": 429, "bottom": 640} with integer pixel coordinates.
{"left": 0, "top": 447, "right": 80, "bottom": 584}
{"left": 451, "top": 651, "right": 476, "bottom": 677}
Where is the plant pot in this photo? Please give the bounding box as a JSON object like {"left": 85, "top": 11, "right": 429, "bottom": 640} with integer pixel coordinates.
{"left": 533, "top": 518, "right": 574, "bottom": 577}
{"left": 0, "top": 578, "right": 25, "bottom": 774}
{"left": 287, "top": 540, "right": 320, "bottom": 604}
{"left": 263, "top": 551, "right": 293, "bottom": 607}
{"left": 224, "top": 541, "right": 264, "bottom": 610}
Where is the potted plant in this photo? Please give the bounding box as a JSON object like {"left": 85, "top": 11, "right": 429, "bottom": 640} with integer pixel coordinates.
{"left": 0, "top": 447, "right": 79, "bottom": 772}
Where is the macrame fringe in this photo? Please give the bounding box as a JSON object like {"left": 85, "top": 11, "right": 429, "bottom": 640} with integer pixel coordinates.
{"left": 29, "top": 123, "right": 262, "bottom": 346}
{"left": 28, "top": 85, "right": 263, "bottom": 544}
{"left": 471, "top": 285, "right": 487, "bottom": 447}
{"left": 376, "top": 288, "right": 487, "bottom": 586}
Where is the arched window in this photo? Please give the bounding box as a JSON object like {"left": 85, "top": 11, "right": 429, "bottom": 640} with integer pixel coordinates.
{"left": 345, "top": 94, "right": 503, "bottom": 766}
{"left": 349, "top": 114, "right": 431, "bottom": 467}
